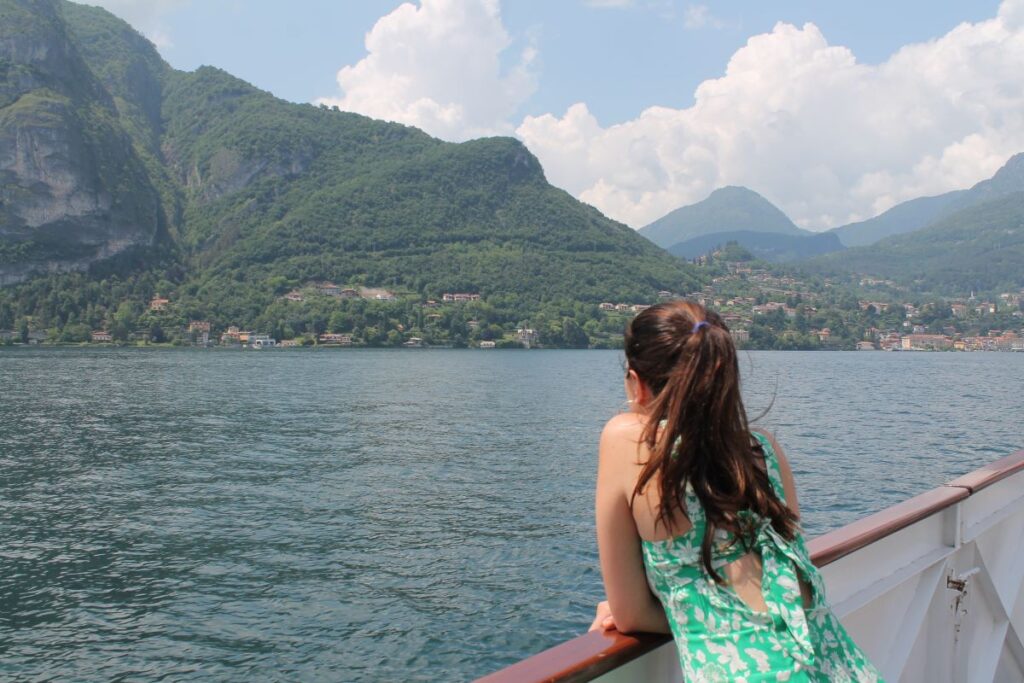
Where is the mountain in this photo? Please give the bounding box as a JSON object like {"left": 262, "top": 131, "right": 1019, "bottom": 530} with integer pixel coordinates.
{"left": 155, "top": 68, "right": 696, "bottom": 320}
{"left": 639, "top": 186, "right": 806, "bottom": 249}
{"left": 830, "top": 153, "right": 1024, "bottom": 247}
{"left": 813, "top": 191, "right": 1024, "bottom": 294}
{"left": 0, "top": 0, "right": 165, "bottom": 284}
{"left": 0, "top": 0, "right": 701, "bottom": 332}
{"left": 667, "top": 230, "right": 843, "bottom": 263}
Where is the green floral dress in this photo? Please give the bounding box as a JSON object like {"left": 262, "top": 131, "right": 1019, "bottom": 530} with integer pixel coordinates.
{"left": 641, "top": 433, "right": 884, "bottom": 682}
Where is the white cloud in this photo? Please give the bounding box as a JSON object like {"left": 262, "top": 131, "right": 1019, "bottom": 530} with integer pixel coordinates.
{"left": 317, "top": 0, "right": 537, "bottom": 142}
{"left": 517, "top": 0, "right": 1024, "bottom": 229}
{"left": 683, "top": 4, "right": 723, "bottom": 30}
{"left": 73, "top": 0, "right": 188, "bottom": 49}
{"left": 583, "top": 0, "right": 636, "bottom": 7}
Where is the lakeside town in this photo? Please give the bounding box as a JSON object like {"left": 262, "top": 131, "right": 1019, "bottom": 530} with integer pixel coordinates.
{"left": 686, "top": 259, "right": 1024, "bottom": 352}
{"left": 3, "top": 257, "right": 1022, "bottom": 351}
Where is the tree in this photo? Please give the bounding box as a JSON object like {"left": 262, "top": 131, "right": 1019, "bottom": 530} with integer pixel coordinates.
{"left": 111, "top": 302, "right": 136, "bottom": 341}
{"left": 562, "top": 318, "right": 590, "bottom": 348}
{"left": 61, "top": 323, "right": 90, "bottom": 343}
{"left": 328, "top": 310, "right": 350, "bottom": 333}
{"left": 793, "top": 310, "right": 810, "bottom": 334}
{"left": 481, "top": 324, "right": 504, "bottom": 341}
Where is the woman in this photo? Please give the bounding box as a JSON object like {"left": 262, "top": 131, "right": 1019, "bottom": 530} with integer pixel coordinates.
{"left": 591, "top": 301, "right": 882, "bottom": 682}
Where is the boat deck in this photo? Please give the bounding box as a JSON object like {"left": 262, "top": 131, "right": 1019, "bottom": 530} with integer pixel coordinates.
{"left": 480, "top": 449, "right": 1024, "bottom": 683}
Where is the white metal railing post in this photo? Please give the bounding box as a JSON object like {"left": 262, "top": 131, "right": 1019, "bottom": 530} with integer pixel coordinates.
{"left": 942, "top": 500, "right": 963, "bottom": 549}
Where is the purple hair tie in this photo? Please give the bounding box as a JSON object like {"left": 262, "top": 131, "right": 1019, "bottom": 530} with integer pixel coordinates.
{"left": 691, "top": 321, "right": 709, "bottom": 334}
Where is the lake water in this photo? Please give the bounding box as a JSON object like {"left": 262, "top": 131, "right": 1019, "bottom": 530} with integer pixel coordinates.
{"left": 0, "top": 348, "right": 1021, "bottom": 681}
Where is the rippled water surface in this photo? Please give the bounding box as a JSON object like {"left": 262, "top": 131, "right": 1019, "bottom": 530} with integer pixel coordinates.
{"left": 1, "top": 348, "right": 1021, "bottom": 681}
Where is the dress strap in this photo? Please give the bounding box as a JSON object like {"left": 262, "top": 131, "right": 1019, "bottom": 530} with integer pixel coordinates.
{"left": 751, "top": 431, "right": 786, "bottom": 505}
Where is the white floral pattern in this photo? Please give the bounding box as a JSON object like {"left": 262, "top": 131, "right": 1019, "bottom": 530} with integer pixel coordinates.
{"left": 642, "top": 433, "right": 884, "bottom": 682}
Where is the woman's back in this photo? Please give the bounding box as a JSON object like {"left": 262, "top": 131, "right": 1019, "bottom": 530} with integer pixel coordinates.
{"left": 641, "top": 431, "right": 877, "bottom": 681}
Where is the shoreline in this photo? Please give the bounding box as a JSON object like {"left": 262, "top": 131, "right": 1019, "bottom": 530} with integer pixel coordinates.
{"left": 2, "top": 343, "right": 1022, "bottom": 353}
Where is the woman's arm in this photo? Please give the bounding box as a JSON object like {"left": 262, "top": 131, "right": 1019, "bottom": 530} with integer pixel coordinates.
{"left": 761, "top": 430, "right": 798, "bottom": 516}
{"left": 755, "top": 429, "right": 816, "bottom": 607}
{"left": 595, "top": 417, "right": 671, "bottom": 634}
{"left": 753, "top": 428, "right": 800, "bottom": 517}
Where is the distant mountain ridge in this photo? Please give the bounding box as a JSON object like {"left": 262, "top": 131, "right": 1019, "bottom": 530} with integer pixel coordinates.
{"left": 639, "top": 186, "right": 846, "bottom": 263}
{"left": 830, "top": 153, "right": 1024, "bottom": 247}
{"left": 668, "top": 230, "right": 843, "bottom": 263}
{"left": 812, "top": 191, "right": 1024, "bottom": 294}
{"left": 643, "top": 155, "right": 1024, "bottom": 280}
{"left": 639, "top": 186, "right": 807, "bottom": 248}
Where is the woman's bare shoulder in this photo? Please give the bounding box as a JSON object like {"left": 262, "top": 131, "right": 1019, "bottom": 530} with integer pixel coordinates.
{"left": 597, "top": 413, "right": 648, "bottom": 502}
{"left": 601, "top": 412, "right": 646, "bottom": 442}
{"left": 598, "top": 412, "right": 647, "bottom": 465}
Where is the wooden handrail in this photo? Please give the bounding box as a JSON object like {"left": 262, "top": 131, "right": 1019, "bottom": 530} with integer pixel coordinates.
{"left": 944, "top": 449, "right": 1024, "bottom": 494}
{"left": 476, "top": 450, "right": 1024, "bottom": 683}
{"left": 805, "top": 486, "right": 967, "bottom": 566}
{"left": 475, "top": 630, "right": 669, "bottom": 683}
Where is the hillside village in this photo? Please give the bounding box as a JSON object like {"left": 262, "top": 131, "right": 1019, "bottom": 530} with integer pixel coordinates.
{"left": 687, "top": 254, "right": 1024, "bottom": 352}
{"left": 7, "top": 257, "right": 1021, "bottom": 351}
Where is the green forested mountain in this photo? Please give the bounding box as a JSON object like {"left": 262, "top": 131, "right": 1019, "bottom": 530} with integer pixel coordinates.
{"left": 811, "top": 191, "right": 1024, "bottom": 294}
{"left": 158, "top": 66, "right": 692, "bottom": 323}
{"left": 639, "top": 186, "right": 807, "bottom": 248}
{"left": 830, "top": 153, "right": 1024, "bottom": 247}
{"left": 0, "top": 0, "right": 700, "bottom": 344}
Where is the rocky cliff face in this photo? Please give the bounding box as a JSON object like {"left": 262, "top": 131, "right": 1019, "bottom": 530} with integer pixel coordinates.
{"left": 0, "top": 0, "right": 161, "bottom": 282}
{"left": 159, "top": 67, "right": 317, "bottom": 210}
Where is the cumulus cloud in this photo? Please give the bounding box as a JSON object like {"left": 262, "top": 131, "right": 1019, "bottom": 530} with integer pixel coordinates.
{"left": 517, "top": 0, "right": 1024, "bottom": 229}
{"left": 73, "top": 0, "right": 188, "bottom": 49}
{"left": 317, "top": 0, "right": 537, "bottom": 142}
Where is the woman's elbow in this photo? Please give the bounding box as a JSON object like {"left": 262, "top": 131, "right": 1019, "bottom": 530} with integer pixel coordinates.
{"left": 614, "top": 617, "right": 648, "bottom": 634}
{"left": 613, "top": 606, "right": 670, "bottom": 635}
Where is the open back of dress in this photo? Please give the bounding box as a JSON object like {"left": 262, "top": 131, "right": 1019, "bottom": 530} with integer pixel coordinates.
{"left": 640, "top": 433, "right": 884, "bottom": 681}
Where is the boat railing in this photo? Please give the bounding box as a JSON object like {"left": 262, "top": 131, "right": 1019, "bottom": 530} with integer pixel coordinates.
{"left": 478, "top": 448, "right": 1024, "bottom": 683}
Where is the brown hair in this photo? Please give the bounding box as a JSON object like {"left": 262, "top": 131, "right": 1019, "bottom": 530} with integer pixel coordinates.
{"left": 624, "top": 300, "right": 797, "bottom": 581}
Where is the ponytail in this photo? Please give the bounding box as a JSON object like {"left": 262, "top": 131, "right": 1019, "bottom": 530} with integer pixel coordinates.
{"left": 625, "top": 301, "right": 798, "bottom": 581}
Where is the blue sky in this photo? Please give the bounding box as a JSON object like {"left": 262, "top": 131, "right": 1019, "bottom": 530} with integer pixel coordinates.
{"left": 138, "top": 1, "right": 999, "bottom": 125}
{"left": 86, "top": 1, "right": 1023, "bottom": 230}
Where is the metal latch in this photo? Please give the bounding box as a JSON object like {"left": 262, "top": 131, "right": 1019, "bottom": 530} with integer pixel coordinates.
{"left": 947, "top": 567, "right": 980, "bottom": 592}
